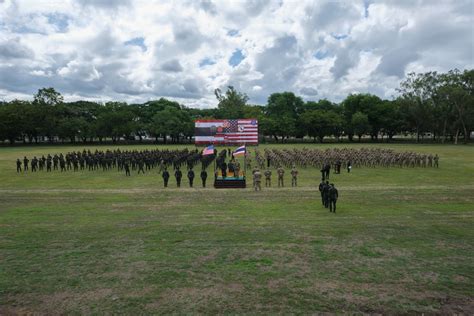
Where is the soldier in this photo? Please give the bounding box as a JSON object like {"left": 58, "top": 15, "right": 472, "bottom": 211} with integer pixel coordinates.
{"left": 277, "top": 166, "right": 285, "bottom": 187}
{"left": 31, "top": 156, "right": 38, "bottom": 172}
{"left": 188, "top": 168, "right": 195, "bottom": 187}
{"left": 234, "top": 160, "right": 241, "bottom": 177}
{"left": 328, "top": 183, "right": 339, "bottom": 213}
{"left": 434, "top": 154, "right": 439, "bottom": 168}
{"left": 137, "top": 159, "right": 145, "bottom": 174}
{"left": 16, "top": 159, "right": 22, "bottom": 173}
{"left": 124, "top": 161, "right": 131, "bottom": 176}
{"left": 60, "top": 158, "right": 66, "bottom": 172}
{"left": 322, "top": 180, "right": 330, "bottom": 208}
{"left": 175, "top": 167, "right": 182, "bottom": 187}
{"left": 221, "top": 161, "right": 227, "bottom": 178}
{"left": 23, "top": 156, "right": 29, "bottom": 171}
{"left": 335, "top": 160, "right": 341, "bottom": 174}
{"left": 347, "top": 160, "right": 352, "bottom": 173}
{"left": 264, "top": 169, "right": 272, "bottom": 187}
{"left": 318, "top": 180, "right": 325, "bottom": 206}
{"left": 320, "top": 168, "right": 325, "bottom": 181}
{"left": 291, "top": 165, "right": 298, "bottom": 187}
{"left": 46, "top": 158, "right": 52, "bottom": 172}
{"left": 324, "top": 163, "right": 331, "bottom": 180}
{"left": 253, "top": 168, "right": 262, "bottom": 191}
{"left": 200, "top": 169, "right": 207, "bottom": 188}
{"left": 162, "top": 168, "right": 170, "bottom": 187}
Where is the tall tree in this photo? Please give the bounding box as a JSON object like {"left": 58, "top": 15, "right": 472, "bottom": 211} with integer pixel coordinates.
{"left": 214, "top": 86, "right": 248, "bottom": 119}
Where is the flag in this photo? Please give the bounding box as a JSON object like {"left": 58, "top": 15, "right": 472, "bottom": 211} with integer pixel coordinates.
{"left": 233, "top": 145, "right": 246, "bottom": 156}
{"left": 202, "top": 145, "right": 215, "bottom": 155}
{"left": 195, "top": 119, "right": 258, "bottom": 145}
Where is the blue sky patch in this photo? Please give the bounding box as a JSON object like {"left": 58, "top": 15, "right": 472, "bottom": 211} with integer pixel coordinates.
{"left": 124, "top": 37, "right": 147, "bottom": 51}
{"left": 332, "top": 33, "right": 348, "bottom": 40}
{"left": 199, "top": 58, "right": 216, "bottom": 67}
{"left": 314, "top": 50, "right": 329, "bottom": 60}
{"left": 229, "top": 49, "right": 244, "bottom": 67}
{"left": 227, "top": 29, "right": 239, "bottom": 37}
{"left": 47, "top": 13, "right": 69, "bottom": 32}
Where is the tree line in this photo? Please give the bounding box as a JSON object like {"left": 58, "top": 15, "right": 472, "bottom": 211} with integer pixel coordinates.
{"left": 0, "top": 69, "right": 472, "bottom": 145}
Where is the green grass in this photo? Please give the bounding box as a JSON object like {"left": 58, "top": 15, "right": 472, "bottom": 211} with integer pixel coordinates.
{"left": 0, "top": 143, "right": 473, "bottom": 314}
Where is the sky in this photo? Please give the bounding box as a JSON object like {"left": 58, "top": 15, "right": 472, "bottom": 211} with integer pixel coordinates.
{"left": 0, "top": 0, "right": 472, "bottom": 108}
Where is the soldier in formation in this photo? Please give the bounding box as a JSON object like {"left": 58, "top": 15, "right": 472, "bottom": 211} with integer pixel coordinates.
{"left": 253, "top": 168, "right": 262, "bottom": 191}
{"left": 291, "top": 165, "right": 298, "bottom": 187}
{"left": 264, "top": 169, "right": 272, "bottom": 187}
{"left": 277, "top": 166, "right": 285, "bottom": 187}
{"left": 162, "top": 168, "right": 170, "bottom": 187}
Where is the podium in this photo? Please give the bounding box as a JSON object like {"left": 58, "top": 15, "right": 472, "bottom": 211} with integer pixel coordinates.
{"left": 213, "top": 171, "right": 246, "bottom": 189}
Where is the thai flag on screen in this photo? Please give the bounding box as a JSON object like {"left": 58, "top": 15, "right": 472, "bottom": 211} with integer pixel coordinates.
{"left": 233, "top": 145, "right": 246, "bottom": 156}
{"left": 202, "top": 145, "right": 215, "bottom": 156}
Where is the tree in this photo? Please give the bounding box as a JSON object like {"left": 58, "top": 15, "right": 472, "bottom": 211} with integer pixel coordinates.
{"left": 265, "top": 92, "right": 304, "bottom": 141}
{"left": 33, "top": 87, "right": 64, "bottom": 106}
{"left": 300, "top": 110, "right": 343, "bottom": 143}
{"left": 351, "top": 112, "right": 371, "bottom": 141}
{"left": 214, "top": 86, "right": 248, "bottom": 119}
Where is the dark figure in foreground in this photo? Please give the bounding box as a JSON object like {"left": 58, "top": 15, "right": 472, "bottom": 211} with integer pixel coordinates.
{"left": 328, "top": 183, "right": 339, "bottom": 213}
{"left": 200, "top": 169, "right": 207, "bottom": 187}
{"left": 162, "top": 169, "right": 170, "bottom": 187}
{"left": 188, "top": 168, "right": 195, "bottom": 187}
{"left": 322, "top": 180, "right": 330, "bottom": 208}
{"left": 16, "top": 159, "right": 22, "bottom": 173}
{"left": 318, "top": 180, "right": 325, "bottom": 206}
{"left": 124, "top": 162, "right": 130, "bottom": 176}
{"left": 23, "top": 156, "right": 29, "bottom": 171}
{"left": 175, "top": 168, "right": 182, "bottom": 187}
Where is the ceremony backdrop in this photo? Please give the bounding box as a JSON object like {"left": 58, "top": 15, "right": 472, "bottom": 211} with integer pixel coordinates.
{"left": 195, "top": 119, "right": 258, "bottom": 145}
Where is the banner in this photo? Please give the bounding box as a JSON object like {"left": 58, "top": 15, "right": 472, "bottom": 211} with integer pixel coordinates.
{"left": 195, "top": 119, "right": 258, "bottom": 145}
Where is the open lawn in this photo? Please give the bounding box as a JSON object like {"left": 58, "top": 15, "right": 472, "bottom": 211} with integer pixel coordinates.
{"left": 1, "top": 143, "right": 473, "bottom": 314}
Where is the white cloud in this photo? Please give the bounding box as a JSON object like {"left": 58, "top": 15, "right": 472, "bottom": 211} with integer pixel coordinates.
{"left": 0, "top": 0, "right": 472, "bottom": 107}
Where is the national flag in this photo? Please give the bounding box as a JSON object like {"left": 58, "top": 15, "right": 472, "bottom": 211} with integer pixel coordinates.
{"left": 202, "top": 145, "right": 215, "bottom": 156}
{"left": 195, "top": 119, "right": 258, "bottom": 145}
{"left": 233, "top": 145, "right": 246, "bottom": 156}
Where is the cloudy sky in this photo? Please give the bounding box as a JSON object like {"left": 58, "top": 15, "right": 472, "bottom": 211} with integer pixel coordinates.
{"left": 0, "top": 0, "right": 472, "bottom": 108}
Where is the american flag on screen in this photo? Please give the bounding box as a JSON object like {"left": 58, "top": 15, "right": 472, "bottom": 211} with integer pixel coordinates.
{"left": 194, "top": 119, "right": 258, "bottom": 145}
{"left": 217, "top": 119, "right": 258, "bottom": 144}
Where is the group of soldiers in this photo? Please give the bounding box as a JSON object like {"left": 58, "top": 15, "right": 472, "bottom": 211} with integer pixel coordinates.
{"left": 16, "top": 148, "right": 216, "bottom": 176}
{"left": 257, "top": 148, "right": 439, "bottom": 170}
{"left": 251, "top": 165, "right": 299, "bottom": 191}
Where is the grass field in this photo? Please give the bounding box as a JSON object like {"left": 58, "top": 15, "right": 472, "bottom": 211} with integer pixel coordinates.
{"left": 1, "top": 143, "right": 473, "bottom": 314}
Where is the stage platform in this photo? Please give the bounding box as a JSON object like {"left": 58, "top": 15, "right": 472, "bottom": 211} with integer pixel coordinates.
{"left": 214, "top": 177, "right": 246, "bottom": 189}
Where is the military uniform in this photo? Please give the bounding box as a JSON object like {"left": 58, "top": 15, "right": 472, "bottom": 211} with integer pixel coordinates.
{"left": 162, "top": 169, "right": 170, "bottom": 187}
{"left": 290, "top": 166, "right": 298, "bottom": 187}
{"left": 264, "top": 169, "right": 272, "bottom": 187}
{"left": 253, "top": 169, "right": 262, "bottom": 191}
{"left": 200, "top": 170, "right": 207, "bottom": 187}
{"left": 277, "top": 167, "right": 285, "bottom": 187}
{"left": 188, "top": 169, "right": 195, "bottom": 187}
{"left": 328, "top": 184, "right": 339, "bottom": 213}
{"left": 175, "top": 168, "right": 182, "bottom": 187}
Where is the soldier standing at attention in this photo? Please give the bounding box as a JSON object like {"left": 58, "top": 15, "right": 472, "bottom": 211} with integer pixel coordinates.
{"left": 328, "top": 183, "right": 339, "bottom": 213}
{"left": 124, "top": 161, "right": 131, "bottom": 176}
{"left": 23, "top": 156, "right": 29, "bottom": 171}
{"left": 253, "top": 168, "right": 262, "bottom": 191}
{"left": 31, "top": 156, "right": 38, "bottom": 172}
{"left": 434, "top": 154, "right": 439, "bottom": 168}
{"left": 188, "top": 168, "right": 195, "bottom": 187}
{"left": 46, "top": 158, "right": 52, "bottom": 172}
{"left": 277, "top": 166, "right": 285, "bottom": 187}
{"left": 200, "top": 169, "right": 207, "bottom": 187}
{"left": 16, "top": 159, "right": 22, "bottom": 173}
{"left": 137, "top": 159, "right": 145, "bottom": 174}
{"left": 264, "top": 169, "right": 272, "bottom": 187}
{"left": 175, "top": 167, "right": 182, "bottom": 187}
{"left": 162, "top": 168, "right": 170, "bottom": 187}
{"left": 291, "top": 165, "right": 298, "bottom": 187}
{"left": 347, "top": 161, "right": 352, "bottom": 173}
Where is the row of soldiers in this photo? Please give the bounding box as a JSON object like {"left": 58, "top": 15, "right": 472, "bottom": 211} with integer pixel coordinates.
{"left": 161, "top": 167, "right": 208, "bottom": 188}
{"left": 260, "top": 148, "right": 439, "bottom": 169}
{"left": 252, "top": 165, "right": 299, "bottom": 191}
{"left": 16, "top": 148, "right": 216, "bottom": 175}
